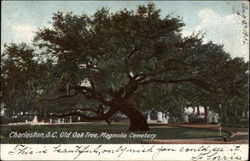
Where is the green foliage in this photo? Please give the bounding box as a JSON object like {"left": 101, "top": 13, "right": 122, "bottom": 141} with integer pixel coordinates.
{"left": 1, "top": 43, "right": 41, "bottom": 113}
{"left": 1, "top": 3, "right": 248, "bottom": 119}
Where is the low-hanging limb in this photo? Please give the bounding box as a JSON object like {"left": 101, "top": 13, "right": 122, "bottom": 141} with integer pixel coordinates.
{"left": 47, "top": 106, "right": 119, "bottom": 121}
{"left": 46, "top": 91, "right": 81, "bottom": 101}
{"left": 72, "top": 85, "right": 113, "bottom": 106}
{"left": 43, "top": 84, "right": 117, "bottom": 122}
{"left": 139, "top": 77, "right": 239, "bottom": 95}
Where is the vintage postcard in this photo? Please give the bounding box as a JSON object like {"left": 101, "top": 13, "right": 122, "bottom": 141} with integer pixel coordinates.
{"left": 1, "top": 0, "right": 249, "bottom": 160}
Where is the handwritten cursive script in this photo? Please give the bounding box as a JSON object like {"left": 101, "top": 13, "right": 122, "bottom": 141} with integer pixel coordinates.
{"left": 6, "top": 144, "right": 245, "bottom": 160}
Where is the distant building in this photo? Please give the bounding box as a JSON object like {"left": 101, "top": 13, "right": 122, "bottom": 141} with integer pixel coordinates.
{"left": 1, "top": 103, "right": 7, "bottom": 116}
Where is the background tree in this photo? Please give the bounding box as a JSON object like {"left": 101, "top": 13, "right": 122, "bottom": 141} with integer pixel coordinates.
{"left": 1, "top": 43, "right": 41, "bottom": 116}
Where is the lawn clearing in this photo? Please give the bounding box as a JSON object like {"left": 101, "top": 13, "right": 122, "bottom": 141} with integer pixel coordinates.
{"left": 0, "top": 123, "right": 230, "bottom": 144}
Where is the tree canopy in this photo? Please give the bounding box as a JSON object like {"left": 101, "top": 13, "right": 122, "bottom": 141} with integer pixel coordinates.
{"left": 1, "top": 3, "right": 248, "bottom": 131}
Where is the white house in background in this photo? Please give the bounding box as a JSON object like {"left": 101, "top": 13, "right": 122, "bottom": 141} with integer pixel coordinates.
{"left": 80, "top": 79, "right": 91, "bottom": 87}
{"left": 184, "top": 106, "right": 207, "bottom": 117}
{"left": 183, "top": 106, "right": 219, "bottom": 124}
{"left": 146, "top": 105, "right": 220, "bottom": 124}
{"left": 1, "top": 103, "right": 7, "bottom": 116}
{"left": 146, "top": 110, "right": 170, "bottom": 124}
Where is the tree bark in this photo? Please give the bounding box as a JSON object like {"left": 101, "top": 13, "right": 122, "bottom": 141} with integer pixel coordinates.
{"left": 113, "top": 98, "right": 149, "bottom": 131}
{"left": 121, "top": 106, "right": 149, "bottom": 131}
{"left": 197, "top": 106, "right": 200, "bottom": 116}
{"left": 204, "top": 106, "right": 208, "bottom": 124}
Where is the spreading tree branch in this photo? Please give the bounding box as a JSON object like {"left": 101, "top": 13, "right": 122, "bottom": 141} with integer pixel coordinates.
{"left": 72, "top": 85, "right": 113, "bottom": 106}
{"left": 48, "top": 106, "right": 119, "bottom": 120}
{"left": 46, "top": 91, "right": 81, "bottom": 101}
{"left": 140, "top": 78, "right": 212, "bottom": 92}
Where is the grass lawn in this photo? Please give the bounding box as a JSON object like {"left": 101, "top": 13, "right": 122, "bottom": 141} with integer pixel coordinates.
{"left": 0, "top": 123, "right": 230, "bottom": 144}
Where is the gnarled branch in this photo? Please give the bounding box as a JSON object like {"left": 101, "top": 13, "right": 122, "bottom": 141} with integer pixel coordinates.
{"left": 140, "top": 78, "right": 212, "bottom": 92}
{"left": 46, "top": 91, "right": 81, "bottom": 101}
{"left": 48, "top": 106, "right": 119, "bottom": 121}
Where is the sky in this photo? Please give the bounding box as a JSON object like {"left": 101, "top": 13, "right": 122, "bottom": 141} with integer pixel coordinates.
{"left": 1, "top": 0, "right": 249, "bottom": 60}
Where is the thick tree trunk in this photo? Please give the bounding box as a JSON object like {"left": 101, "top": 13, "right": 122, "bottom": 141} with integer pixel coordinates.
{"left": 121, "top": 106, "right": 149, "bottom": 131}
{"left": 113, "top": 98, "right": 149, "bottom": 131}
